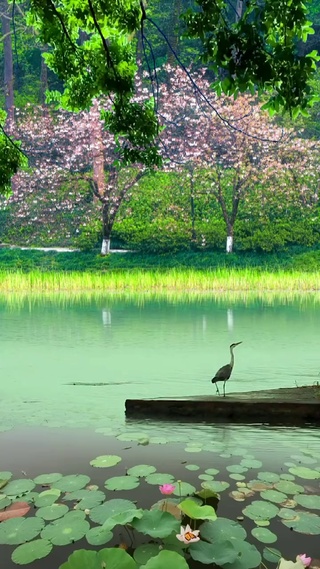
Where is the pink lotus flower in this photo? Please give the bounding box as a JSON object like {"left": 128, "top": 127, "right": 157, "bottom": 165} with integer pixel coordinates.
{"left": 159, "top": 484, "right": 176, "bottom": 495}
{"left": 297, "top": 555, "right": 312, "bottom": 567}
{"left": 176, "top": 524, "right": 200, "bottom": 544}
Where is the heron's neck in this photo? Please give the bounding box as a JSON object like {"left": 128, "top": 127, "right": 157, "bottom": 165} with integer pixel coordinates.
{"left": 230, "top": 346, "right": 235, "bottom": 367}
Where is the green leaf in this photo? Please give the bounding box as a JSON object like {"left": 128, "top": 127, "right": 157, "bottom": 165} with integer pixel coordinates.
{"left": 11, "top": 539, "right": 52, "bottom": 565}
{"left": 281, "top": 511, "right": 320, "bottom": 534}
{"left": 90, "top": 455, "right": 122, "bottom": 468}
{"left": 251, "top": 527, "right": 277, "bottom": 543}
{"left": 172, "top": 482, "right": 196, "bottom": 497}
{"left": 190, "top": 539, "right": 238, "bottom": 565}
{"left": 105, "top": 476, "right": 140, "bottom": 491}
{"left": 243, "top": 501, "right": 279, "bottom": 521}
{"left": 145, "top": 473, "right": 175, "bottom": 485}
{"left": 0, "top": 517, "right": 45, "bottom": 545}
{"left": 140, "top": 550, "right": 189, "bottom": 569}
{"left": 178, "top": 499, "right": 217, "bottom": 521}
{"left": 40, "top": 511, "right": 90, "bottom": 545}
{"left": 294, "top": 494, "right": 320, "bottom": 510}
{"left": 34, "top": 489, "right": 61, "bottom": 508}
{"left": 102, "top": 508, "right": 143, "bottom": 530}
{"left": 33, "top": 473, "right": 63, "bottom": 485}
{"left": 260, "top": 490, "right": 288, "bottom": 504}
{"left": 134, "top": 544, "right": 162, "bottom": 565}
{"left": 131, "top": 510, "right": 180, "bottom": 538}
{"left": 86, "top": 526, "right": 113, "bottom": 546}
{"left": 4, "top": 479, "right": 35, "bottom": 497}
{"left": 185, "top": 465, "right": 200, "bottom": 471}
{"left": 98, "top": 548, "right": 137, "bottom": 569}
{"left": 53, "top": 475, "right": 90, "bottom": 492}
{"left": 262, "top": 547, "right": 282, "bottom": 564}
{"left": 89, "top": 499, "right": 137, "bottom": 525}
{"left": 288, "top": 466, "right": 320, "bottom": 480}
{"left": 201, "top": 480, "right": 229, "bottom": 493}
{"left": 126, "top": 465, "right": 156, "bottom": 477}
{"left": 63, "top": 489, "right": 105, "bottom": 510}
{"left": 257, "top": 472, "right": 280, "bottom": 483}
{"left": 200, "top": 518, "right": 247, "bottom": 542}
{"left": 35, "top": 504, "right": 69, "bottom": 520}
{"left": 274, "top": 481, "right": 304, "bottom": 494}
{"left": 60, "top": 550, "right": 98, "bottom": 569}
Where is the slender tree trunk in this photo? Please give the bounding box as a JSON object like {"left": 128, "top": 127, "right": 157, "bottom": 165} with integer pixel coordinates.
{"left": 101, "top": 202, "right": 113, "bottom": 255}
{"left": 226, "top": 224, "right": 234, "bottom": 253}
{"left": 167, "top": 0, "right": 181, "bottom": 64}
{"left": 1, "top": 0, "right": 14, "bottom": 122}
{"left": 40, "top": 46, "right": 49, "bottom": 107}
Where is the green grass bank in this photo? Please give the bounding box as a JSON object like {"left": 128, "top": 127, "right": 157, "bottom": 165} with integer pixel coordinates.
{"left": 0, "top": 247, "right": 320, "bottom": 291}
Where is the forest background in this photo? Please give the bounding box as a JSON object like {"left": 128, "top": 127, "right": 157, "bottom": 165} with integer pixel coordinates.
{"left": 2, "top": 0, "right": 320, "bottom": 260}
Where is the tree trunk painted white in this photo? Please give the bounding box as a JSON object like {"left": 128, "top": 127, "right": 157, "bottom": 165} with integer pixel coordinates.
{"left": 226, "top": 235, "right": 233, "bottom": 253}
{"left": 101, "top": 238, "right": 110, "bottom": 255}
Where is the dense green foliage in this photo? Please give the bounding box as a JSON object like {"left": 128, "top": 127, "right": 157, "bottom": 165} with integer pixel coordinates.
{"left": 0, "top": 111, "right": 27, "bottom": 196}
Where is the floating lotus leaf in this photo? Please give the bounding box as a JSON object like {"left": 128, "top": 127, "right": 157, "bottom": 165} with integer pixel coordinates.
{"left": 35, "top": 504, "right": 69, "bottom": 520}
{"left": 90, "top": 455, "right": 122, "bottom": 468}
{"left": 149, "top": 437, "right": 167, "bottom": 445}
{"left": 200, "top": 518, "right": 247, "bottom": 542}
{"left": 117, "top": 432, "right": 147, "bottom": 442}
{"left": 280, "top": 474, "right": 295, "bottom": 481}
{"left": 126, "top": 465, "right": 156, "bottom": 477}
{"left": 41, "top": 510, "right": 90, "bottom": 545}
{"left": 102, "top": 508, "right": 143, "bottom": 531}
{"left": 229, "top": 474, "right": 246, "bottom": 481}
{"left": 227, "top": 465, "right": 248, "bottom": 474}
{"left": 60, "top": 548, "right": 137, "bottom": 569}
{"left": 251, "top": 527, "right": 277, "bottom": 543}
{"left": 0, "top": 517, "right": 45, "bottom": 545}
{"left": 247, "top": 480, "right": 273, "bottom": 491}
{"left": 4, "top": 479, "right": 35, "bottom": 497}
{"left": 274, "top": 481, "right": 304, "bottom": 495}
{"left": 11, "top": 539, "right": 53, "bottom": 565}
{"left": 53, "top": 475, "right": 90, "bottom": 492}
{"left": 185, "top": 465, "right": 200, "bottom": 471}
{"left": 281, "top": 499, "right": 297, "bottom": 509}
{"left": 140, "top": 550, "right": 189, "bottom": 568}
{"left": 257, "top": 472, "right": 280, "bottom": 483}
{"left": 190, "top": 539, "right": 238, "bottom": 565}
{"left": 201, "top": 481, "right": 230, "bottom": 493}
{"left": 262, "top": 547, "right": 282, "bottom": 564}
{"left": 22, "top": 492, "right": 38, "bottom": 504}
{"left": 288, "top": 467, "right": 320, "bottom": 480}
{"left": 196, "top": 488, "right": 219, "bottom": 500}
{"left": 34, "top": 489, "right": 61, "bottom": 508}
{"left": 0, "top": 501, "right": 30, "bottom": 521}
{"left": 243, "top": 501, "right": 279, "bottom": 521}
{"left": 63, "top": 489, "right": 105, "bottom": 509}
{"left": 222, "top": 540, "right": 262, "bottom": 569}
{"left": 291, "top": 454, "right": 317, "bottom": 465}
{"left": 145, "top": 473, "right": 175, "bottom": 486}
{"left": 278, "top": 507, "right": 299, "bottom": 519}
{"left": 178, "top": 499, "right": 217, "bottom": 521}
{"left": 33, "top": 473, "right": 63, "bottom": 485}
{"left": 198, "top": 474, "right": 213, "bottom": 481}
{"left": 230, "top": 490, "right": 254, "bottom": 502}
{"left": 260, "top": 490, "right": 288, "bottom": 504}
{"left": 184, "top": 447, "right": 202, "bottom": 453}
{"left": 86, "top": 526, "right": 113, "bottom": 546}
{"left": 0, "top": 471, "right": 12, "bottom": 481}
{"left": 105, "top": 476, "right": 140, "bottom": 491}
{"left": 131, "top": 510, "right": 180, "bottom": 538}
{"left": 240, "top": 459, "right": 263, "bottom": 469}
{"left": 294, "top": 494, "right": 320, "bottom": 509}
{"left": 204, "top": 468, "right": 219, "bottom": 476}
{"left": 151, "top": 499, "right": 181, "bottom": 519}
{"left": 133, "top": 544, "right": 162, "bottom": 565}
{"left": 0, "top": 495, "right": 11, "bottom": 509}
{"left": 89, "top": 499, "right": 137, "bottom": 525}
{"left": 281, "top": 510, "right": 320, "bottom": 534}
{"left": 254, "top": 520, "right": 270, "bottom": 527}
{"left": 173, "top": 482, "right": 196, "bottom": 497}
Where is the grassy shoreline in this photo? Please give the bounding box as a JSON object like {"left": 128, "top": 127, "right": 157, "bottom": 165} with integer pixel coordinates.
{"left": 1, "top": 268, "right": 320, "bottom": 292}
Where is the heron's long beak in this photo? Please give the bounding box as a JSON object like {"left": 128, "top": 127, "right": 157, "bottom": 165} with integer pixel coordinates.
{"left": 235, "top": 341, "right": 242, "bottom": 346}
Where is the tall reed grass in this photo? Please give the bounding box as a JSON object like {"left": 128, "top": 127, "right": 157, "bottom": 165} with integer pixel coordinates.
{"left": 0, "top": 268, "right": 319, "bottom": 293}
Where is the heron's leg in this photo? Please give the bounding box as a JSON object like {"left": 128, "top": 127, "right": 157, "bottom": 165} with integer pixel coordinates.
{"left": 215, "top": 383, "right": 220, "bottom": 396}
{"left": 223, "top": 381, "right": 226, "bottom": 397}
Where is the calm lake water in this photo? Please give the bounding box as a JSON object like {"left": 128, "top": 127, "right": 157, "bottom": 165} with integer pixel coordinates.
{"left": 0, "top": 293, "right": 320, "bottom": 568}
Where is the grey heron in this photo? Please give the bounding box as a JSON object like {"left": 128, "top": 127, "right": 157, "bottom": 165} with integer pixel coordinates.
{"left": 211, "top": 342, "right": 242, "bottom": 396}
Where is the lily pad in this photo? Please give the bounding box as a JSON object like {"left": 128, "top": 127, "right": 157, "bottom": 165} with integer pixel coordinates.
{"left": 274, "top": 481, "right": 304, "bottom": 495}
{"left": 200, "top": 518, "right": 247, "bottom": 542}
{"left": 41, "top": 511, "right": 90, "bottom": 545}
{"left": 243, "top": 501, "right": 279, "bottom": 521}
{"left": 227, "top": 465, "right": 248, "bottom": 474}
{"left": 126, "top": 465, "right": 156, "bottom": 477}
{"left": 0, "top": 502, "right": 30, "bottom": 521}
{"left": 229, "top": 474, "right": 246, "bottom": 481}
{"left": 294, "top": 494, "right": 320, "bottom": 510}
{"left": 140, "top": 550, "right": 189, "bottom": 568}
{"left": 34, "top": 489, "right": 61, "bottom": 508}
{"left": 0, "top": 495, "right": 11, "bottom": 509}
{"left": 66, "top": 490, "right": 105, "bottom": 510}
{"left": 201, "top": 480, "right": 230, "bottom": 493}
{"left": 257, "top": 472, "right": 280, "bottom": 483}
{"left": 198, "top": 474, "right": 213, "bottom": 481}
{"left": 185, "top": 465, "right": 200, "bottom": 471}
{"left": 240, "top": 459, "right": 263, "bottom": 469}
{"left": 90, "top": 455, "right": 122, "bottom": 468}
{"left": 105, "top": 476, "right": 140, "bottom": 491}
{"left": 102, "top": 508, "right": 144, "bottom": 531}
{"left": 184, "top": 447, "right": 202, "bottom": 453}
{"left": 134, "top": 544, "right": 162, "bottom": 565}
{"left": 281, "top": 510, "right": 320, "bottom": 534}
{"left": 288, "top": 466, "right": 320, "bottom": 480}
{"left": 35, "top": 504, "right": 69, "bottom": 520}
{"left": 60, "top": 548, "right": 137, "bottom": 569}
{"left": 262, "top": 547, "right": 282, "bottom": 564}
{"left": 0, "top": 517, "right": 45, "bottom": 545}
{"left": 53, "top": 474, "right": 90, "bottom": 492}
{"left": 86, "top": 526, "right": 113, "bottom": 546}
{"left": 33, "top": 473, "right": 63, "bottom": 485}
{"left": 89, "top": 499, "right": 137, "bottom": 525}
{"left": 204, "top": 468, "right": 219, "bottom": 476}
{"left": 190, "top": 539, "right": 238, "bottom": 566}
{"left": 11, "top": 539, "right": 53, "bottom": 565}
{"left": 131, "top": 510, "right": 180, "bottom": 538}
{"left": 251, "top": 527, "right": 277, "bottom": 543}
{"left": 260, "top": 490, "right": 288, "bottom": 504}
{"left": 145, "top": 473, "right": 175, "bottom": 486}
{"left": 3, "top": 479, "right": 36, "bottom": 497}
{"left": 172, "top": 482, "right": 196, "bottom": 497}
